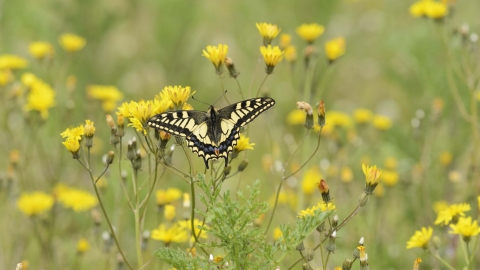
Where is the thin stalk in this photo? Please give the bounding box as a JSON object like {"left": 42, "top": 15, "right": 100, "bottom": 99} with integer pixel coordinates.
{"left": 283, "top": 130, "right": 323, "bottom": 180}
{"left": 218, "top": 75, "right": 230, "bottom": 104}
{"left": 255, "top": 74, "right": 269, "bottom": 97}
{"left": 429, "top": 249, "right": 457, "bottom": 270}
{"left": 264, "top": 181, "right": 283, "bottom": 234}
{"left": 234, "top": 78, "right": 245, "bottom": 99}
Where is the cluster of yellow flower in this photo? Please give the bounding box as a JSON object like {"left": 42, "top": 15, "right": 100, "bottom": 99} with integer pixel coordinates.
{"left": 21, "top": 73, "right": 57, "bottom": 119}
{"left": 409, "top": 0, "right": 449, "bottom": 19}
{"left": 60, "top": 120, "right": 95, "bottom": 157}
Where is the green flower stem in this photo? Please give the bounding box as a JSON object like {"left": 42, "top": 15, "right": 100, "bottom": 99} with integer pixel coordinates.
{"left": 218, "top": 74, "right": 230, "bottom": 104}
{"left": 264, "top": 180, "right": 283, "bottom": 234}
{"left": 468, "top": 234, "right": 479, "bottom": 265}
{"left": 77, "top": 160, "right": 134, "bottom": 270}
{"left": 234, "top": 78, "right": 245, "bottom": 99}
{"left": 282, "top": 129, "right": 323, "bottom": 180}
{"left": 428, "top": 249, "right": 456, "bottom": 270}
{"left": 255, "top": 74, "right": 269, "bottom": 97}
{"left": 461, "top": 239, "right": 470, "bottom": 268}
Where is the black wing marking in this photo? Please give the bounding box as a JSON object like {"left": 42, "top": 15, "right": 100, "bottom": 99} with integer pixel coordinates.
{"left": 218, "top": 97, "right": 276, "bottom": 127}
{"left": 147, "top": 110, "right": 207, "bottom": 137}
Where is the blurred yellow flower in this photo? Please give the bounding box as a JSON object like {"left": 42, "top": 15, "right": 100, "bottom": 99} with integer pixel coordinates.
{"left": 273, "top": 227, "right": 283, "bottom": 241}
{"left": 406, "top": 227, "right": 432, "bottom": 249}
{"left": 0, "top": 69, "right": 13, "bottom": 86}
{"left": 87, "top": 85, "right": 124, "bottom": 112}
{"left": 29, "top": 41, "right": 54, "bottom": 59}
{"left": 409, "top": 0, "right": 432, "bottom": 17}
{"left": 156, "top": 188, "right": 182, "bottom": 206}
{"left": 287, "top": 109, "right": 305, "bottom": 125}
{"left": 374, "top": 183, "right": 385, "bottom": 197}
{"left": 340, "top": 166, "right": 353, "bottom": 183}
{"left": 24, "top": 79, "right": 56, "bottom": 119}
{"left": 234, "top": 134, "right": 255, "bottom": 152}
{"left": 57, "top": 187, "right": 97, "bottom": 212}
{"left": 268, "top": 191, "right": 297, "bottom": 210}
{"left": 58, "top": 33, "right": 86, "bottom": 52}
{"left": 260, "top": 45, "right": 284, "bottom": 74}
{"left": 279, "top": 33, "right": 292, "bottom": 49}
{"left": 434, "top": 203, "right": 471, "bottom": 225}
{"left": 328, "top": 111, "right": 352, "bottom": 128}
{"left": 0, "top": 54, "right": 28, "bottom": 70}
{"left": 432, "top": 200, "right": 448, "bottom": 213}
{"left": 164, "top": 204, "right": 176, "bottom": 221}
{"left": 425, "top": 1, "right": 448, "bottom": 19}
{"left": 77, "top": 238, "right": 89, "bottom": 253}
{"left": 284, "top": 46, "right": 297, "bottom": 63}
{"left": 449, "top": 216, "right": 480, "bottom": 241}
{"left": 439, "top": 151, "right": 452, "bottom": 166}
{"left": 302, "top": 167, "right": 322, "bottom": 195}
{"left": 202, "top": 44, "right": 228, "bottom": 74}
{"left": 353, "top": 108, "right": 373, "bottom": 124}
{"left": 380, "top": 170, "right": 399, "bottom": 186}
{"left": 256, "top": 23, "right": 281, "bottom": 45}
{"left": 156, "top": 85, "right": 195, "bottom": 108}
{"left": 296, "top": 23, "right": 325, "bottom": 43}
{"left": 213, "top": 255, "right": 224, "bottom": 264}
{"left": 177, "top": 219, "right": 208, "bottom": 242}
{"left": 151, "top": 223, "right": 188, "bottom": 244}
{"left": 384, "top": 157, "right": 398, "bottom": 170}
{"left": 21, "top": 72, "right": 38, "bottom": 87}
{"left": 183, "top": 103, "right": 193, "bottom": 110}
{"left": 17, "top": 192, "right": 54, "bottom": 216}
{"left": 324, "top": 37, "right": 346, "bottom": 61}
{"left": 84, "top": 120, "right": 95, "bottom": 137}
{"left": 117, "top": 99, "right": 171, "bottom": 134}
{"left": 372, "top": 115, "right": 392, "bottom": 130}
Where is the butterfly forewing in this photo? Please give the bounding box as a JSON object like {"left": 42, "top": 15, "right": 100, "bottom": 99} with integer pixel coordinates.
{"left": 218, "top": 97, "right": 276, "bottom": 127}
{"left": 148, "top": 110, "right": 208, "bottom": 137}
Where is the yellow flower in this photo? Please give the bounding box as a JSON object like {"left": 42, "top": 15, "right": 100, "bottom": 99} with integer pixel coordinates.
{"left": 213, "top": 255, "right": 224, "bottom": 264}
{"left": 374, "top": 183, "right": 385, "bottom": 197}
{"left": 234, "top": 134, "right": 255, "bottom": 152}
{"left": 268, "top": 191, "right": 297, "bottom": 210}
{"left": 17, "top": 192, "right": 54, "bottom": 216}
{"left": 372, "top": 115, "right": 392, "bottom": 130}
{"left": 409, "top": 0, "right": 432, "bottom": 17}
{"left": 24, "top": 79, "right": 56, "bottom": 119}
{"left": 353, "top": 108, "right": 373, "bottom": 124}
{"left": 151, "top": 223, "right": 188, "bottom": 244}
{"left": 117, "top": 99, "right": 171, "bottom": 134}
{"left": 157, "top": 85, "right": 195, "bottom": 108}
{"left": 77, "top": 238, "right": 89, "bottom": 253}
{"left": 302, "top": 167, "right": 322, "bottom": 195}
{"left": 296, "top": 23, "right": 325, "bottom": 43}
{"left": 256, "top": 23, "right": 281, "bottom": 45}
{"left": 87, "top": 85, "right": 124, "bottom": 112}
{"left": 29, "top": 41, "right": 54, "bottom": 59}
{"left": 273, "top": 227, "right": 283, "bottom": 241}
{"left": 164, "top": 204, "right": 176, "bottom": 221}
{"left": 279, "top": 34, "right": 292, "bottom": 49}
{"left": 202, "top": 44, "right": 228, "bottom": 74}
{"left": 406, "top": 227, "right": 433, "bottom": 249}
{"left": 380, "top": 170, "right": 399, "bottom": 186}
{"left": 340, "top": 167, "right": 353, "bottom": 183}
{"left": 0, "top": 69, "right": 13, "bottom": 86}
{"left": 284, "top": 46, "right": 297, "bottom": 63}
{"left": 156, "top": 188, "right": 182, "bottom": 206}
{"left": 328, "top": 111, "right": 352, "bottom": 128}
{"left": 0, "top": 54, "right": 28, "bottom": 69}
{"left": 287, "top": 110, "right": 305, "bottom": 125}
{"left": 260, "top": 45, "right": 284, "bottom": 74}
{"left": 177, "top": 219, "right": 208, "bottom": 242}
{"left": 61, "top": 125, "right": 84, "bottom": 141}
{"left": 58, "top": 33, "right": 86, "bottom": 52}
{"left": 449, "top": 216, "right": 480, "bottom": 241}
{"left": 433, "top": 200, "right": 448, "bottom": 213}
{"left": 62, "top": 137, "right": 80, "bottom": 154}
{"left": 298, "top": 202, "right": 335, "bottom": 218}
{"left": 384, "top": 157, "right": 398, "bottom": 170}
{"left": 434, "top": 203, "right": 471, "bottom": 225}
{"left": 324, "top": 37, "right": 346, "bottom": 62}
{"left": 439, "top": 151, "right": 452, "bottom": 166}
{"left": 425, "top": 1, "right": 448, "bottom": 19}
{"left": 57, "top": 187, "right": 98, "bottom": 212}
{"left": 84, "top": 120, "right": 95, "bottom": 137}
{"left": 362, "top": 164, "right": 381, "bottom": 194}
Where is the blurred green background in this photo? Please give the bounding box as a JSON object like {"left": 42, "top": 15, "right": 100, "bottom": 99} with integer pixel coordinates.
{"left": 1, "top": 0, "right": 480, "bottom": 269}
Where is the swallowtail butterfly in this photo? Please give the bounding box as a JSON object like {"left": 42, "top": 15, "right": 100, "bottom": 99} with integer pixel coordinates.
{"left": 148, "top": 97, "right": 275, "bottom": 168}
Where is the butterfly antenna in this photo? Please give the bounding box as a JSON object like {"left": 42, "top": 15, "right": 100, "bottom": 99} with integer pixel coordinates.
{"left": 191, "top": 95, "right": 210, "bottom": 106}
{"left": 191, "top": 90, "right": 228, "bottom": 107}
{"left": 212, "top": 90, "right": 228, "bottom": 106}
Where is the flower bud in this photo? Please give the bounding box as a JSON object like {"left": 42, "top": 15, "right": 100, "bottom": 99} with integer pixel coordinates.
{"left": 238, "top": 159, "right": 249, "bottom": 171}
{"left": 304, "top": 248, "right": 314, "bottom": 262}
{"left": 342, "top": 259, "right": 353, "bottom": 270}
{"left": 302, "top": 263, "right": 312, "bottom": 270}
{"left": 295, "top": 241, "right": 305, "bottom": 251}
{"left": 106, "top": 151, "right": 115, "bottom": 165}
{"left": 296, "top": 101, "right": 313, "bottom": 129}
{"left": 223, "top": 165, "right": 231, "bottom": 177}
{"left": 110, "top": 128, "right": 119, "bottom": 145}
{"left": 225, "top": 57, "right": 240, "bottom": 78}
{"left": 326, "top": 230, "right": 336, "bottom": 253}
{"left": 332, "top": 215, "right": 338, "bottom": 228}
{"left": 117, "top": 114, "right": 125, "bottom": 137}
{"left": 317, "top": 101, "right": 326, "bottom": 128}
{"left": 316, "top": 221, "right": 325, "bottom": 232}
{"left": 106, "top": 114, "right": 115, "bottom": 129}
{"left": 316, "top": 179, "right": 331, "bottom": 203}
{"left": 133, "top": 150, "right": 142, "bottom": 170}
{"left": 141, "top": 230, "right": 150, "bottom": 251}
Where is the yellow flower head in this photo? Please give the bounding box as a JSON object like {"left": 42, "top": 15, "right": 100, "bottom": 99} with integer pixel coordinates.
{"left": 296, "top": 23, "right": 325, "bottom": 43}
{"left": 151, "top": 223, "right": 188, "bottom": 244}
{"left": 234, "top": 134, "right": 255, "bottom": 152}
{"left": 17, "top": 192, "right": 54, "bottom": 216}
{"left": 77, "top": 238, "right": 89, "bottom": 253}
{"left": 21, "top": 72, "right": 39, "bottom": 87}
{"left": 23, "top": 79, "right": 56, "bottom": 119}
{"left": 273, "top": 227, "right": 283, "bottom": 241}
{"left": 362, "top": 164, "right": 381, "bottom": 194}
{"left": 87, "top": 85, "right": 124, "bottom": 112}
{"left": 260, "top": 45, "right": 284, "bottom": 74}
{"left": 287, "top": 109, "right": 305, "bottom": 125}
{"left": 433, "top": 200, "right": 448, "bottom": 213}
{"left": 410, "top": 0, "right": 432, "bottom": 17}
{"left": 29, "top": 41, "right": 54, "bottom": 59}
{"left": 449, "top": 216, "right": 480, "bottom": 241}
{"left": 284, "top": 45, "right": 297, "bottom": 63}
{"left": 380, "top": 170, "right": 399, "bottom": 186}
{"left": 384, "top": 156, "right": 398, "bottom": 170}
{"left": 62, "top": 137, "right": 80, "bottom": 154}
{"left": 373, "top": 115, "right": 392, "bottom": 130}
{"left": 157, "top": 85, "right": 195, "bottom": 108}
{"left": 0, "top": 54, "right": 28, "bottom": 70}
{"left": 117, "top": 99, "right": 171, "bottom": 134}
{"left": 84, "top": 120, "right": 95, "bottom": 137}
{"left": 164, "top": 204, "right": 176, "bottom": 221}
{"left": 324, "top": 37, "right": 346, "bottom": 62}
{"left": 425, "top": 1, "right": 448, "bottom": 19}
{"left": 57, "top": 187, "right": 98, "bottom": 212}
{"left": 328, "top": 111, "right": 352, "bottom": 128}
{"left": 302, "top": 167, "right": 322, "bottom": 195}
{"left": 58, "top": 33, "right": 86, "bottom": 52}
{"left": 156, "top": 188, "right": 182, "bottom": 206}
{"left": 353, "top": 108, "right": 373, "bottom": 124}
{"left": 61, "top": 125, "right": 85, "bottom": 141}
{"left": 439, "top": 151, "right": 452, "bottom": 166}
{"left": 298, "top": 202, "right": 335, "bottom": 218}
{"left": 340, "top": 167, "right": 353, "bottom": 183}
{"left": 177, "top": 219, "right": 208, "bottom": 242}
{"left": 406, "top": 226, "right": 433, "bottom": 249}
{"left": 0, "top": 69, "right": 13, "bottom": 86}
{"left": 279, "top": 34, "right": 292, "bottom": 49}
{"left": 202, "top": 44, "right": 228, "bottom": 74}
{"left": 256, "top": 23, "right": 281, "bottom": 45}
{"left": 434, "top": 203, "right": 471, "bottom": 225}
{"left": 268, "top": 191, "right": 297, "bottom": 210}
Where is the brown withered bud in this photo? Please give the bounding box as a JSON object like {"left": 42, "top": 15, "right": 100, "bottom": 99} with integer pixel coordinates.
{"left": 317, "top": 100, "right": 326, "bottom": 128}
{"left": 316, "top": 179, "right": 331, "bottom": 203}
{"left": 106, "top": 114, "right": 115, "bottom": 129}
